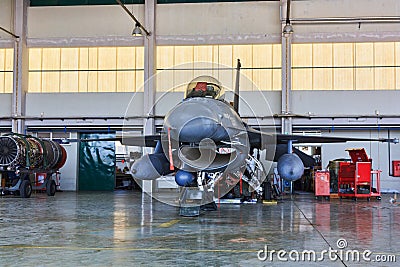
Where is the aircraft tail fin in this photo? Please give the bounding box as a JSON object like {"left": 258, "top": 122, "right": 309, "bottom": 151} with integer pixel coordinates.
{"left": 233, "top": 59, "right": 241, "bottom": 113}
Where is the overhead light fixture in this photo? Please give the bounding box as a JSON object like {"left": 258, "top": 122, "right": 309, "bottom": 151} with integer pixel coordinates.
{"left": 116, "top": 0, "right": 151, "bottom": 36}
{"left": 132, "top": 23, "right": 143, "bottom": 36}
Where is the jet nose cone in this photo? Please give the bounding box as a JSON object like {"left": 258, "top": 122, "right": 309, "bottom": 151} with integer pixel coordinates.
{"left": 164, "top": 98, "right": 225, "bottom": 142}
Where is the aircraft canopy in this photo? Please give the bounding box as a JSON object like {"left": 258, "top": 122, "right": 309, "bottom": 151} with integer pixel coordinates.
{"left": 185, "top": 76, "right": 224, "bottom": 100}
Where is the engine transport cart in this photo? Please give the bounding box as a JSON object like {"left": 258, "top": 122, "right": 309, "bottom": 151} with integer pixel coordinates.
{"left": 338, "top": 148, "right": 381, "bottom": 201}
{"left": 0, "top": 133, "right": 67, "bottom": 198}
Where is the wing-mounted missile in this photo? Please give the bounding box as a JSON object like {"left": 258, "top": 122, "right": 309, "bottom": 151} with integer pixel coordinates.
{"left": 0, "top": 133, "right": 67, "bottom": 171}
{"left": 130, "top": 152, "right": 173, "bottom": 180}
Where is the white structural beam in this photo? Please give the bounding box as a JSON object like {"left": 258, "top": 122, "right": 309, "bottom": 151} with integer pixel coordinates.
{"left": 12, "top": 0, "right": 29, "bottom": 134}
{"left": 142, "top": 0, "right": 157, "bottom": 194}
{"left": 281, "top": 0, "right": 293, "bottom": 135}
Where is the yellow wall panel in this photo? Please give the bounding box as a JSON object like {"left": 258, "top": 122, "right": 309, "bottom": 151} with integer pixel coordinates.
{"left": 375, "top": 67, "right": 395, "bottom": 90}
{"left": 374, "top": 42, "right": 394, "bottom": 66}
{"left": 98, "top": 47, "right": 117, "bottom": 92}
{"left": 4, "top": 72, "right": 12, "bottom": 93}
{"left": 253, "top": 69, "right": 271, "bottom": 91}
{"left": 28, "top": 72, "right": 42, "bottom": 93}
{"left": 313, "top": 69, "right": 333, "bottom": 90}
{"left": 0, "top": 49, "right": 5, "bottom": 70}
{"left": 233, "top": 45, "right": 253, "bottom": 91}
{"left": 313, "top": 43, "right": 333, "bottom": 67}
{"left": 174, "top": 69, "right": 194, "bottom": 92}
{"left": 156, "top": 70, "right": 174, "bottom": 92}
{"left": 272, "top": 69, "right": 281, "bottom": 90}
{"left": 253, "top": 45, "right": 272, "bottom": 68}
{"left": 117, "top": 71, "right": 134, "bottom": 92}
{"left": 117, "top": 47, "right": 135, "bottom": 69}
{"left": 98, "top": 47, "right": 116, "bottom": 69}
{"left": 157, "top": 46, "right": 174, "bottom": 70}
{"left": 87, "top": 48, "right": 98, "bottom": 92}
{"left": 42, "top": 72, "right": 60, "bottom": 92}
{"left": 78, "top": 48, "right": 89, "bottom": 92}
{"left": 0, "top": 49, "right": 4, "bottom": 93}
{"left": 135, "top": 71, "right": 144, "bottom": 92}
{"left": 272, "top": 44, "right": 281, "bottom": 68}
{"left": 395, "top": 42, "right": 400, "bottom": 90}
{"left": 136, "top": 47, "right": 144, "bottom": 69}
{"left": 5, "top": 48, "right": 13, "bottom": 71}
{"left": 42, "top": 48, "right": 60, "bottom": 70}
{"left": 29, "top": 48, "right": 42, "bottom": 70}
{"left": 333, "top": 43, "right": 354, "bottom": 67}
{"left": 60, "top": 48, "right": 79, "bottom": 69}
{"left": 333, "top": 69, "right": 353, "bottom": 90}
{"left": 194, "top": 45, "right": 213, "bottom": 63}
{"left": 292, "top": 44, "right": 312, "bottom": 67}
{"left": 193, "top": 46, "right": 214, "bottom": 77}
{"left": 60, "top": 48, "right": 79, "bottom": 92}
{"left": 0, "top": 74, "right": 4, "bottom": 93}
{"left": 218, "top": 45, "right": 233, "bottom": 67}
{"left": 174, "top": 46, "right": 193, "bottom": 66}
{"left": 98, "top": 71, "right": 116, "bottom": 92}
{"left": 233, "top": 45, "right": 252, "bottom": 68}
{"left": 209, "top": 46, "right": 219, "bottom": 78}
{"left": 217, "top": 69, "right": 234, "bottom": 92}
{"left": 60, "top": 72, "right": 79, "bottom": 92}
{"left": 355, "top": 43, "right": 373, "bottom": 67}
{"left": 292, "top": 69, "right": 312, "bottom": 90}
{"left": 355, "top": 68, "right": 374, "bottom": 90}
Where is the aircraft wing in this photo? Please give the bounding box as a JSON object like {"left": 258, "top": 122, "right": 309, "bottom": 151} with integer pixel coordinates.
{"left": 247, "top": 127, "right": 398, "bottom": 149}
{"left": 61, "top": 135, "right": 161, "bottom": 147}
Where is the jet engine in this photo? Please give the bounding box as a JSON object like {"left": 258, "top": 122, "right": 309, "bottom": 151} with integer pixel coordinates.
{"left": 0, "top": 134, "right": 67, "bottom": 171}
{"left": 277, "top": 153, "right": 304, "bottom": 181}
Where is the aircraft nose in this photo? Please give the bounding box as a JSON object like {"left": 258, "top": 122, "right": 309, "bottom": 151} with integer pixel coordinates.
{"left": 164, "top": 99, "right": 224, "bottom": 143}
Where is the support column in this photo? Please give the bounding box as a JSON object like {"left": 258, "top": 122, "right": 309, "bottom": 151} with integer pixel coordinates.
{"left": 142, "top": 0, "right": 157, "bottom": 194}
{"left": 12, "top": 0, "right": 28, "bottom": 134}
{"left": 281, "top": 25, "right": 293, "bottom": 135}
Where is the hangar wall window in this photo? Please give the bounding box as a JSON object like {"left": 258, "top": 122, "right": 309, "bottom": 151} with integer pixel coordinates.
{"left": 0, "top": 48, "right": 13, "bottom": 93}
{"left": 292, "top": 42, "right": 400, "bottom": 90}
{"left": 156, "top": 44, "right": 282, "bottom": 92}
{"left": 28, "top": 47, "right": 144, "bottom": 93}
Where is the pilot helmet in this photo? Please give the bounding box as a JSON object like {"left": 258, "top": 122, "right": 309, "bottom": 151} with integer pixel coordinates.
{"left": 185, "top": 76, "right": 224, "bottom": 100}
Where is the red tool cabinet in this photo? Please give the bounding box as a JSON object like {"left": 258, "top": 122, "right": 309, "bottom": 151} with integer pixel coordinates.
{"left": 393, "top": 161, "right": 400, "bottom": 177}
{"left": 338, "top": 148, "right": 381, "bottom": 201}
{"left": 315, "top": 171, "right": 330, "bottom": 200}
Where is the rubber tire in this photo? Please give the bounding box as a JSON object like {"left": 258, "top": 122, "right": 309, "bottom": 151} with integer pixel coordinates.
{"left": 46, "top": 180, "right": 56, "bottom": 196}
{"left": 377, "top": 196, "right": 382, "bottom": 201}
{"left": 20, "top": 180, "right": 32, "bottom": 198}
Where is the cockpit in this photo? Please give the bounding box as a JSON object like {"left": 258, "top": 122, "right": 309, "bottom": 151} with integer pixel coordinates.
{"left": 185, "top": 76, "right": 225, "bottom": 100}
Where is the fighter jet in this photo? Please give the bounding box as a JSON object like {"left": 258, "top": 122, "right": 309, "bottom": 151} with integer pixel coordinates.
{"left": 123, "top": 73, "right": 397, "bottom": 204}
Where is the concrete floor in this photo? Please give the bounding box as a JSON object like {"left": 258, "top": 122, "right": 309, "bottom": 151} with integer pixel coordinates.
{"left": 0, "top": 191, "right": 399, "bottom": 267}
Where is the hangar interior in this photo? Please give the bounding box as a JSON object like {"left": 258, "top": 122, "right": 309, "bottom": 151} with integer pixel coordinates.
{"left": 1, "top": 0, "right": 400, "bottom": 266}
{"left": 1, "top": 0, "right": 399, "bottom": 192}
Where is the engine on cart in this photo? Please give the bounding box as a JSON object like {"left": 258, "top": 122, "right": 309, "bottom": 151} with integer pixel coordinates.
{"left": 0, "top": 133, "right": 67, "bottom": 198}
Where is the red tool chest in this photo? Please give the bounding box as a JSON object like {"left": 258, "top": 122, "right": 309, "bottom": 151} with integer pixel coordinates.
{"left": 393, "top": 160, "right": 400, "bottom": 177}
{"left": 338, "top": 148, "right": 381, "bottom": 201}
{"left": 315, "top": 171, "right": 330, "bottom": 200}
